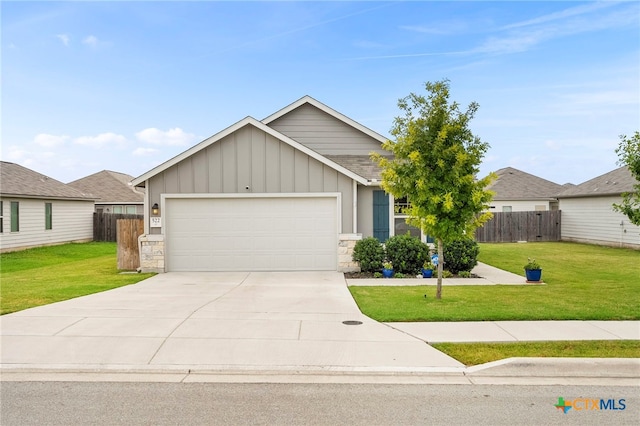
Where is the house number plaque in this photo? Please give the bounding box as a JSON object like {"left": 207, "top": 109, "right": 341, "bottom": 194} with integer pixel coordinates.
{"left": 150, "top": 217, "right": 162, "bottom": 228}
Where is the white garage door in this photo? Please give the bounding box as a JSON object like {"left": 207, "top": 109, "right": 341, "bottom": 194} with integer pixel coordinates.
{"left": 165, "top": 196, "right": 338, "bottom": 271}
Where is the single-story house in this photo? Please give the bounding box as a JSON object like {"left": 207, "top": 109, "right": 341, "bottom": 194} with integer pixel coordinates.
{"left": 132, "top": 95, "right": 418, "bottom": 273}
{"left": 68, "top": 170, "right": 144, "bottom": 214}
{"left": 486, "top": 167, "right": 566, "bottom": 212}
{"left": 557, "top": 166, "right": 639, "bottom": 249}
{"left": 0, "top": 161, "right": 95, "bottom": 253}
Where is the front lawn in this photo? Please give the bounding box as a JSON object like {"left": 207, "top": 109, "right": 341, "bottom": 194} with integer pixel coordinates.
{"left": 349, "top": 242, "right": 640, "bottom": 322}
{"left": 0, "top": 242, "right": 155, "bottom": 315}
{"left": 432, "top": 340, "right": 640, "bottom": 366}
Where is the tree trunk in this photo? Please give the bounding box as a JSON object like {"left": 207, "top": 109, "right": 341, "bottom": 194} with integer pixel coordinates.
{"left": 436, "top": 238, "right": 443, "bottom": 299}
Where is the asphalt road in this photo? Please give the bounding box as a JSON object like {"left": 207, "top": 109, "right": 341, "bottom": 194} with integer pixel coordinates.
{"left": 1, "top": 382, "right": 636, "bottom": 425}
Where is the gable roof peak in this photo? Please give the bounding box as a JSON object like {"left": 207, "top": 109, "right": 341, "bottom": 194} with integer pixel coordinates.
{"left": 262, "top": 95, "right": 388, "bottom": 144}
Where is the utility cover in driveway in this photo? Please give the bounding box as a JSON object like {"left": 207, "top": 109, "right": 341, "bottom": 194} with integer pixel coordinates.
{"left": 165, "top": 196, "right": 338, "bottom": 271}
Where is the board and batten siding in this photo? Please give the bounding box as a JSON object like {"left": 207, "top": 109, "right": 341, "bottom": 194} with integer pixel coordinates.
{"left": 268, "top": 103, "right": 387, "bottom": 156}
{"left": 0, "top": 198, "right": 94, "bottom": 252}
{"left": 147, "top": 124, "right": 355, "bottom": 235}
{"left": 560, "top": 195, "right": 640, "bottom": 249}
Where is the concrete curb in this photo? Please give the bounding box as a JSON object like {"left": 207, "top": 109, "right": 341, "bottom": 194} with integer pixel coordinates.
{"left": 2, "top": 358, "right": 638, "bottom": 385}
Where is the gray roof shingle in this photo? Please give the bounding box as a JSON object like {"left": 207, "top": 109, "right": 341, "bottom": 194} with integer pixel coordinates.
{"left": 325, "top": 155, "right": 391, "bottom": 181}
{"left": 0, "top": 161, "right": 94, "bottom": 200}
{"left": 68, "top": 170, "right": 144, "bottom": 203}
{"left": 487, "top": 167, "right": 564, "bottom": 200}
{"left": 557, "top": 166, "right": 637, "bottom": 198}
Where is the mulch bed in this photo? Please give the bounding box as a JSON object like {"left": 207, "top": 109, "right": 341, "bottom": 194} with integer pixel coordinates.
{"left": 344, "top": 271, "right": 480, "bottom": 279}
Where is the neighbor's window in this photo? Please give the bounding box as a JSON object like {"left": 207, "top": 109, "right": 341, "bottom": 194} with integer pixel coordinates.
{"left": 125, "top": 205, "right": 137, "bottom": 214}
{"left": 112, "top": 206, "right": 123, "bottom": 214}
{"left": 45, "top": 202, "right": 53, "bottom": 230}
{"left": 502, "top": 206, "right": 512, "bottom": 213}
{"left": 0, "top": 201, "right": 3, "bottom": 233}
{"left": 11, "top": 201, "right": 19, "bottom": 232}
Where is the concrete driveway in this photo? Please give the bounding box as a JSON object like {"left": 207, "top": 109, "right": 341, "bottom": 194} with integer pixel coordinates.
{"left": 0, "top": 272, "right": 463, "bottom": 374}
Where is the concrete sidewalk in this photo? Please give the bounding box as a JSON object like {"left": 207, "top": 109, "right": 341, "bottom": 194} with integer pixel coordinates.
{"left": 387, "top": 320, "right": 640, "bottom": 343}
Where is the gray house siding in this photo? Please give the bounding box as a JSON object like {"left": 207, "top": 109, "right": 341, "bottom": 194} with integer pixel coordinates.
{"left": 268, "top": 104, "right": 386, "bottom": 156}
{"left": 147, "top": 123, "right": 355, "bottom": 235}
{"left": 560, "top": 195, "right": 640, "bottom": 249}
{"left": 357, "top": 185, "right": 375, "bottom": 238}
{"left": 0, "top": 197, "right": 94, "bottom": 252}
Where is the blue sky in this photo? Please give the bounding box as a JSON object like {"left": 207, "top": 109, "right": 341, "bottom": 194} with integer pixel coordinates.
{"left": 2, "top": 1, "right": 639, "bottom": 185}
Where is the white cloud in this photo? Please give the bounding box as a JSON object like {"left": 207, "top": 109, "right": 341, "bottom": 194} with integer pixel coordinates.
{"left": 544, "top": 140, "right": 561, "bottom": 151}
{"left": 132, "top": 147, "right": 159, "bottom": 156}
{"left": 34, "top": 133, "right": 69, "bottom": 147}
{"left": 74, "top": 132, "right": 127, "bottom": 148}
{"left": 2, "top": 145, "right": 29, "bottom": 162}
{"left": 501, "top": 2, "right": 616, "bottom": 30}
{"left": 82, "top": 35, "right": 98, "bottom": 47}
{"left": 135, "top": 127, "right": 197, "bottom": 146}
{"left": 56, "top": 34, "right": 70, "bottom": 46}
{"left": 400, "top": 20, "right": 469, "bottom": 36}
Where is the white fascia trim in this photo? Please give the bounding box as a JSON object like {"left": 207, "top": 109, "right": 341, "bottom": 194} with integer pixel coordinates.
{"left": 131, "top": 116, "right": 368, "bottom": 187}
{"left": 261, "top": 95, "right": 389, "bottom": 145}
{"left": 160, "top": 192, "right": 343, "bottom": 236}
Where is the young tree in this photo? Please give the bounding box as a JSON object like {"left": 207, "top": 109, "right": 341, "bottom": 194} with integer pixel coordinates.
{"left": 372, "top": 80, "right": 495, "bottom": 299}
{"left": 613, "top": 131, "right": 640, "bottom": 225}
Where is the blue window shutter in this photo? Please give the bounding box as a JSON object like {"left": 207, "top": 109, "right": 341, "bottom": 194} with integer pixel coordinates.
{"left": 373, "top": 190, "right": 389, "bottom": 242}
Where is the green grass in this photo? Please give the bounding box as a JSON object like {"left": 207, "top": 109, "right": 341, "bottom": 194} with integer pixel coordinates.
{"left": 432, "top": 340, "right": 640, "bottom": 366}
{"left": 349, "top": 242, "right": 640, "bottom": 322}
{"left": 0, "top": 242, "right": 155, "bottom": 315}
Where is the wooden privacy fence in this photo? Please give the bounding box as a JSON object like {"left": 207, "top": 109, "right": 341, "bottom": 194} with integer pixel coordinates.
{"left": 93, "top": 212, "right": 143, "bottom": 242}
{"left": 475, "top": 210, "right": 561, "bottom": 243}
{"left": 116, "top": 218, "right": 144, "bottom": 270}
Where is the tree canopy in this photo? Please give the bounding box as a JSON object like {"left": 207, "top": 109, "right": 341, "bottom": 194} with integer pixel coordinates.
{"left": 613, "top": 131, "right": 640, "bottom": 225}
{"left": 372, "top": 80, "right": 495, "bottom": 298}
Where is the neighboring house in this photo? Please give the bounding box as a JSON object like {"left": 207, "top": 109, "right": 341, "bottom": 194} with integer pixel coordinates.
{"left": 557, "top": 166, "right": 639, "bottom": 249}
{"left": 0, "top": 161, "right": 95, "bottom": 253}
{"left": 132, "top": 95, "right": 411, "bottom": 273}
{"left": 486, "top": 167, "right": 566, "bottom": 212}
{"left": 68, "top": 170, "right": 144, "bottom": 214}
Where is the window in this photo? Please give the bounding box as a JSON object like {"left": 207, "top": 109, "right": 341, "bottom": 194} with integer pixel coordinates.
{"left": 45, "top": 202, "right": 52, "bottom": 230}
{"left": 0, "top": 201, "right": 3, "bottom": 233}
{"left": 11, "top": 201, "right": 19, "bottom": 232}
{"left": 125, "top": 205, "right": 137, "bottom": 214}
{"left": 392, "top": 196, "right": 434, "bottom": 243}
{"left": 502, "top": 206, "right": 512, "bottom": 213}
{"left": 112, "top": 206, "right": 123, "bottom": 214}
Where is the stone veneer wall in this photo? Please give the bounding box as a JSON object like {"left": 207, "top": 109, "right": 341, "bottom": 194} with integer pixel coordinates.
{"left": 337, "top": 233, "right": 362, "bottom": 272}
{"left": 138, "top": 234, "right": 165, "bottom": 273}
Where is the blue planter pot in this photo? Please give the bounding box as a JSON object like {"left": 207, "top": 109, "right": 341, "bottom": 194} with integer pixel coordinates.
{"left": 382, "top": 268, "right": 394, "bottom": 278}
{"left": 422, "top": 269, "right": 433, "bottom": 278}
{"left": 525, "top": 269, "right": 542, "bottom": 282}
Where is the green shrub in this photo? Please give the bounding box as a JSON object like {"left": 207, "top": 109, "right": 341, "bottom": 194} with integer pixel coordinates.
{"left": 443, "top": 238, "right": 480, "bottom": 274}
{"left": 433, "top": 269, "right": 454, "bottom": 278}
{"left": 394, "top": 272, "right": 406, "bottom": 278}
{"left": 373, "top": 272, "right": 383, "bottom": 278}
{"left": 458, "top": 271, "right": 471, "bottom": 278}
{"left": 384, "top": 233, "right": 429, "bottom": 274}
{"left": 352, "top": 237, "right": 385, "bottom": 272}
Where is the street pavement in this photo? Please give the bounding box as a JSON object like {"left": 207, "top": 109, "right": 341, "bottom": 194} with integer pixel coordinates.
{"left": 1, "top": 267, "right": 638, "bottom": 384}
